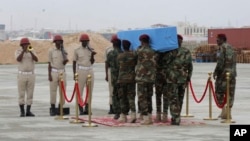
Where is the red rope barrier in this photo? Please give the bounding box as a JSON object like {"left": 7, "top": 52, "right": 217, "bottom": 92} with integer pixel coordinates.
{"left": 60, "top": 80, "right": 75, "bottom": 103}
{"left": 209, "top": 81, "right": 227, "bottom": 108}
{"left": 189, "top": 80, "right": 208, "bottom": 103}
{"left": 76, "top": 83, "right": 89, "bottom": 107}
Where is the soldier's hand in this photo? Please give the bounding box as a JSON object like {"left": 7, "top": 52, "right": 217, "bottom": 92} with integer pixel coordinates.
{"left": 187, "top": 76, "right": 191, "bottom": 82}
{"left": 213, "top": 73, "right": 216, "bottom": 80}
{"left": 48, "top": 75, "right": 52, "bottom": 81}
{"left": 105, "top": 75, "right": 108, "bottom": 82}
{"left": 90, "top": 58, "right": 95, "bottom": 64}
{"left": 63, "top": 59, "right": 68, "bottom": 65}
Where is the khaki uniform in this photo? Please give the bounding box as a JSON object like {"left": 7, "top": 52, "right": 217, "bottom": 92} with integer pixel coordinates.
{"left": 104, "top": 46, "right": 113, "bottom": 105}
{"left": 48, "top": 47, "right": 67, "bottom": 105}
{"left": 15, "top": 49, "right": 36, "bottom": 105}
{"left": 73, "top": 47, "right": 94, "bottom": 98}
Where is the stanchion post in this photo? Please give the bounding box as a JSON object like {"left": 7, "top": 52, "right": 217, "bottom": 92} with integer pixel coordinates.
{"left": 82, "top": 75, "right": 98, "bottom": 127}
{"left": 204, "top": 72, "right": 218, "bottom": 120}
{"left": 221, "top": 72, "right": 235, "bottom": 123}
{"left": 70, "top": 73, "right": 84, "bottom": 124}
{"left": 55, "top": 73, "right": 69, "bottom": 120}
{"left": 181, "top": 81, "right": 194, "bottom": 117}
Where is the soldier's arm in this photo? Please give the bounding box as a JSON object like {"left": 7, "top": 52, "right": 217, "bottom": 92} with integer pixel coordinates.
{"left": 30, "top": 51, "right": 38, "bottom": 62}
{"left": 16, "top": 50, "right": 25, "bottom": 62}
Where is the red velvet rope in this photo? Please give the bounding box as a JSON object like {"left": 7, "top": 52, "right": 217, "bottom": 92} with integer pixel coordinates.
{"left": 60, "top": 80, "right": 75, "bottom": 103}
{"left": 76, "top": 83, "right": 89, "bottom": 107}
{"left": 189, "top": 80, "right": 208, "bottom": 103}
{"left": 209, "top": 81, "right": 227, "bottom": 108}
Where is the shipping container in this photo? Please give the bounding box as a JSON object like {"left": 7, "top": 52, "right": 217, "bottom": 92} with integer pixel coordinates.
{"left": 208, "top": 28, "right": 250, "bottom": 49}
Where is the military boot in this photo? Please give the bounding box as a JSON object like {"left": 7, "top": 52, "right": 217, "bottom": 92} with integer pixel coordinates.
{"left": 83, "top": 104, "right": 89, "bottom": 115}
{"left": 108, "top": 105, "right": 114, "bottom": 114}
{"left": 26, "top": 105, "right": 35, "bottom": 117}
{"left": 218, "top": 106, "right": 226, "bottom": 118}
{"left": 141, "top": 115, "right": 153, "bottom": 125}
{"left": 19, "top": 105, "right": 25, "bottom": 117}
{"left": 118, "top": 113, "right": 127, "bottom": 123}
{"left": 50, "top": 104, "right": 57, "bottom": 116}
{"left": 113, "top": 113, "right": 120, "bottom": 120}
{"left": 154, "top": 113, "right": 161, "bottom": 122}
{"left": 162, "top": 113, "right": 168, "bottom": 123}
{"left": 79, "top": 104, "right": 84, "bottom": 115}
{"left": 128, "top": 112, "right": 137, "bottom": 123}
{"left": 221, "top": 107, "right": 232, "bottom": 119}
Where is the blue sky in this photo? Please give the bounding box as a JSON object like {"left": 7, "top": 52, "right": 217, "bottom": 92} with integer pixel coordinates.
{"left": 1, "top": 0, "right": 250, "bottom": 31}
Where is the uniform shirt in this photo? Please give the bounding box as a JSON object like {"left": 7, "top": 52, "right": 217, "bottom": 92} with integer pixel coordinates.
{"left": 73, "top": 46, "right": 93, "bottom": 67}
{"left": 156, "top": 52, "right": 167, "bottom": 83}
{"left": 15, "top": 48, "right": 36, "bottom": 72}
{"left": 48, "top": 47, "right": 68, "bottom": 69}
{"left": 214, "top": 43, "right": 237, "bottom": 78}
{"left": 106, "top": 48, "right": 122, "bottom": 86}
{"left": 163, "top": 47, "right": 193, "bottom": 83}
{"left": 117, "top": 51, "right": 137, "bottom": 83}
{"left": 135, "top": 45, "right": 157, "bottom": 83}
{"left": 104, "top": 46, "right": 113, "bottom": 61}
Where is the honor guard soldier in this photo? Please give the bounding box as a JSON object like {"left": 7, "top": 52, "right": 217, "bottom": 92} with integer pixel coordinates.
{"left": 48, "top": 35, "right": 69, "bottom": 116}
{"left": 73, "top": 33, "right": 96, "bottom": 115}
{"left": 15, "top": 38, "right": 38, "bottom": 117}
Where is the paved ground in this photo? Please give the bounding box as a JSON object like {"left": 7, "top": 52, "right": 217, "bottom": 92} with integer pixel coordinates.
{"left": 0, "top": 63, "right": 250, "bottom": 141}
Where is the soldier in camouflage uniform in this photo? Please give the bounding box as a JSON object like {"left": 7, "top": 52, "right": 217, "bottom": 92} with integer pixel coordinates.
{"left": 213, "top": 33, "right": 237, "bottom": 119}
{"left": 163, "top": 34, "right": 193, "bottom": 125}
{"left": 117, "top": 40, "right": 137, "bottom": 123}
{"left": 135, "top": 34, "right": 157, "bottom": 125}
{"left": 155, "top": 52, "right": 168, "bottom": 122}
{"left": 106, "top": 38, "right": 123, "bottom": 120}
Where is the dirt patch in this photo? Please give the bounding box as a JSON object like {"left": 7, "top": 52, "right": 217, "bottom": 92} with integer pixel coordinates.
{"left": 0, "top": 32, "right": 111, "bottom": 64}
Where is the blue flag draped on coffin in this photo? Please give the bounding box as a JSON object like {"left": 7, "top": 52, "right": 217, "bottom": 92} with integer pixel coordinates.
{"left": 117, "top": 26, "right": 178, "bottom": 52}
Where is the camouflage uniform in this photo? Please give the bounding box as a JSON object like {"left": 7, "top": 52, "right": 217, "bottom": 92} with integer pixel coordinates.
{"left": 155, "top": 52, "right": 168, "bottom": 120}
{"left": 135, "top": 45, "right": 157, "bottom": 116}
{"left": 117, "top": 51, "right": 137, "bottom": 115}
{"left": 163, "top": 47, "right": 193, "bottom": 124}
{"left": 213, "top": 43, "right": 237, "bottom": 108}
{"left": 106, "top": 48, "right": 123, "bottom": 116}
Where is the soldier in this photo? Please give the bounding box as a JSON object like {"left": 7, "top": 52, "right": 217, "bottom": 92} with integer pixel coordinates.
{"left": 73, "top": 33, "right": 96, "bottom": 115}
{"left": 163, "top": 34, "right": 193, "bottom": 125}
{"left": 48, "top": 35, "right": 69, "bottom": 116}
{"left": 117, "top": 40, "right": 137, "bottom": 123}
{"left": 213, "top": 33, "right": 237, "bottom": 119}
{"left": 15, "top": 38, "right": 38, "bottom": 117}
{"left": 135, "top": 34, "right": 157, "bottom": 125}
{"left": 104, "top": 34, "right": 116, "bottom": 114}
{"left": 106, "top": 38, "right": 123, "bottom": 120}
{"left": 155, "top": 52, "right": 168, "bottom": 122}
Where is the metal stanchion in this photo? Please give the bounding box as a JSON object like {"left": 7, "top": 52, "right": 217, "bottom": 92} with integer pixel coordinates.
{"left": 55, "top": 73, "right": 69, "bottom": 120}
{"left": 221, "top": 72, "right": 235, "bottom": 123}
{"left": 204, "top": 72, "right": 218, "bottom": 120}
{"left": 70, "top": 73, "right": 84, "bottom": 124}
{"left": 181, "top": 81, "right": 194, "bottom": 117}
{"left": 82, "top": 75, "right": 98, "bottom": 127}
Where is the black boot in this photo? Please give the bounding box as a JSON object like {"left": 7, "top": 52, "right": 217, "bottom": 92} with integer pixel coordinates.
{"left": 83, "top": 104, "right": 89, "bottom": 115}
{"left": 50, "top": 104, "right": 56, "bottom": 116}
{"left": 108, "top": 105, "right": 114, "bottom": 114}
{"left": 26, "top": 105, "right": 35, "bottom": 117}
{"left": 19, "top": 105, "right": 25, "bottom": 117}
{"left": 79, "top": 104, "right": 84, "bottom": 115}
{"left": 113, "top": 113, "right": 120, "bottom": 120}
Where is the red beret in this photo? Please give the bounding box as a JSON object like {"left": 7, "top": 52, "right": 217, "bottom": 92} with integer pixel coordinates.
{"left": 122, "top": 40, "right": 131, "bottom": 47}
{"left": 177, "top": 34, "right": 183, "bottom": 40}
{"left": 110, "top": 34, "right": 118, "bottom": 42}
{"left": 139, "top": 34, "right": 150, "bottom": 41}
{"left": 217, "top": 33, "right": 226, "bottom": 39}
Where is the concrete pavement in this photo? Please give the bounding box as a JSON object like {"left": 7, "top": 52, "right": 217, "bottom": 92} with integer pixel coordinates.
{"left": 0, "top": 63, "right": 250, "bottom": 141}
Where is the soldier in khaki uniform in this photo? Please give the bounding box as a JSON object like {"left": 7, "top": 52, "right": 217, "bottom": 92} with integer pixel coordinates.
{"left": 48, "top": 35, "right": 69, "bottom": 116}
{"left": 15, "top": 38, "right": 38, "bottom": 117}
{"left": 73, "top": 33, "right": 96, "bottom": 115}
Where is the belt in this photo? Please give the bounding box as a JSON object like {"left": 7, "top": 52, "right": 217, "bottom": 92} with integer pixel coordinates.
{"left": 78, "top": 66, "right": 93, "bottom": 70}
{"left": 18, "top": 71, "right": 33, "bottom": 75}
{"left": 51, "top": 68, "right": 65, "bottom": 73}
